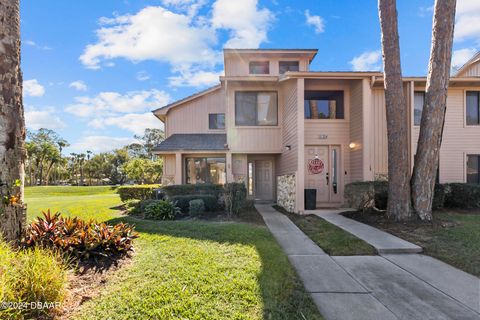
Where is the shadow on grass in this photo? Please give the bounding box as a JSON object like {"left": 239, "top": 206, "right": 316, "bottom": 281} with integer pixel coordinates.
{"left": 106, "top": 212, "right": 322, "bottom": 320}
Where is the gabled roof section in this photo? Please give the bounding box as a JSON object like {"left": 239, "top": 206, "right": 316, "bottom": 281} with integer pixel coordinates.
{"left": 152, "top": 84, "right": 221, "bottom": 119}
{"left": 153, "top": 134, "right": 227, "bottom": 152}
{"left": 454, "top": 51, "right": 480, "bottom": 77}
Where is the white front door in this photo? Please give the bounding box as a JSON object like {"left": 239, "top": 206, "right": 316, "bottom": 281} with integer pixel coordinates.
{"left": 255, "top": 160, "right": 273, "bottom": 200}
{"left": 305, "top": 145, "right": 342, "bottom": 205}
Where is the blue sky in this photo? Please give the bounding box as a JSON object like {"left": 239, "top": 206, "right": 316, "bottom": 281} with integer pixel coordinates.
{"left": 21, "top": 0, "right": 480, "bottom": 154}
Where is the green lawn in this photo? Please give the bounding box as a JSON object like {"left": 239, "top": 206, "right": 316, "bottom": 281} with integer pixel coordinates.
{"left": 25, "top": 186, "right": 122, "bottom": 222}
{"left": 274, "top": 206, "right": 376, "bottom": 256}
{"left": 24, "top": 187, "right": 323, "bottom": 319}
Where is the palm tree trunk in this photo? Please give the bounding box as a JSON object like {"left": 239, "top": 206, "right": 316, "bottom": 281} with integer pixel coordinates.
{"left": 378, "top": 0, "right": 413, "bottom": 221}
{"left": 411, "top": 0, "right": 456, "bottom": 221}
{"left": 0, "top": 0, "right": 26, "bottom": 242}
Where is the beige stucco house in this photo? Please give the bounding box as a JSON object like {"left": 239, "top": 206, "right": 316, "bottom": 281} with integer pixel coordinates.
{"left": 153, "top": 49, "right": 480, "bottom": 213}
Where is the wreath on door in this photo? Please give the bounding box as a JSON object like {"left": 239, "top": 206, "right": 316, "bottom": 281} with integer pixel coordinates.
{"left": 308, "top": 158, "right": 324, "bottom": 174}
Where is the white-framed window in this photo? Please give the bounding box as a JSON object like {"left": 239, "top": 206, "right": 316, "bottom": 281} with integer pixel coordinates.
{"left": 279, "top": 61, "right": 299, "bottom": 74}
{"left": 304, "top": 91, "right": 344, "bottom": 119}
{"left": 249, "top": 61, "right": 269, "bottom": 74}
{"left": 414, "top": 91, "right": 425, "bottom": 126}
{"left": 208, "top": 113, "right": 225, "bottom": 129}
{"left": 466, "top": 91, "right": 480, "bottom": 126}
{"left": 235, "top": 91, "right": 278, "bottom": 126}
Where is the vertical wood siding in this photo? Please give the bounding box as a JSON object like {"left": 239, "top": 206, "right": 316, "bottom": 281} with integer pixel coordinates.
{"left": 277, "top": 79, "right": 298, "bottom": 175}
{"left": 349, "top": 80, "right": 364, "bottom": 181}
{"left": 372, "top": 89, "right": 388, "bottom": 176}
{"left": 456, "top": 61, "right": 480, "bottom": 77}
{"left": 225, "top": 56, "right": 310, "bottom": 77}
{"left": 166, "top": 88, "right": 225, "bottom": 137}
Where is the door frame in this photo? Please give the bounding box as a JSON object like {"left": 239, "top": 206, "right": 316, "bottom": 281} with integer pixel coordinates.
{"left": 304, "top": 144, "right": 344, "bottom": 207}
{"left": 247, "top": 155, "right": 276, "bottom": 201}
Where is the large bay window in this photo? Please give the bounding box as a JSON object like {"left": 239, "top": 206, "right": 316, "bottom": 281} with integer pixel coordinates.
{"left": 235, "top": 91, "right": 278, "bottom": 126}
{"left": 185, "top": 157, "right": 226, "bottom": 184}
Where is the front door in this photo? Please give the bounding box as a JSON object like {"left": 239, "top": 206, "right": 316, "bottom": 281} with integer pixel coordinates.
{"left": 255, "top": 160, "right": 273, "bottom": 200}
{"left": 305, "top": 145, "right": 342, "bottom": 206}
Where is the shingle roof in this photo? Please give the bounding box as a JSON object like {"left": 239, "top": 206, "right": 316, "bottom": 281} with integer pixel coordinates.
{"left": 153, "top": 134, "right": 228, "bottom": 152}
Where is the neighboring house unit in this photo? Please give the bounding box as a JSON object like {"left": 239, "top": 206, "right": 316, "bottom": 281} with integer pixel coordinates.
{"left": 153, "top": 49, "right": 480, "bottom": 213}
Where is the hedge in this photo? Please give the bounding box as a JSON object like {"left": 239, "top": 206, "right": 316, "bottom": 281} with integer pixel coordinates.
{"left": 224, "top": 182, "right": 247, "bottom": 216}
{"left": 444, "top": 183, "right": 480, "bottom": 208}
{"left": 162, "top": 184, "right": 224, "bottom": 197}
{"left": 117, "top": 184, "right": 161, "bottom": 202}
{"left": 170, "top": 194, "right": 218, "bottom": 213}
{"left": 344, "top": 181, "right": 444, "bottom": 211}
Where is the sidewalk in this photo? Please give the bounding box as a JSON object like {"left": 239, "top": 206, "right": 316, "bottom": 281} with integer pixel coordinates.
{"left": 255, "top": 204, "right": 480, "bottom": 320}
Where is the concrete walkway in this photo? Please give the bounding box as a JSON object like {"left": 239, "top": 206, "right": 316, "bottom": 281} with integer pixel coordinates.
{"left": 255, "top": 204, "right": 480, "bottom": 320}
{"left": 309, "top": 210, "right": 422, "bottom": 253}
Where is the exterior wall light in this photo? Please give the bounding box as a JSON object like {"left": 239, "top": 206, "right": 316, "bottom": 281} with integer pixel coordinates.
{"left": 285, "top": 145, "right": 291, "bottom": 151}
{"left": 349, "top": 142, "right": 356, "bottom": 149}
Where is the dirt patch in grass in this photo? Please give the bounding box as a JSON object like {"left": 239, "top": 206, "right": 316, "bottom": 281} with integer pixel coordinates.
{"left": 57, "top": 254, "right": 135, "bottom": 320}
{"left": 274, "top": 206, "right": 376, "bottom": 256}
{"left": 343, "top": 209, "right": 480, "bottom": 276}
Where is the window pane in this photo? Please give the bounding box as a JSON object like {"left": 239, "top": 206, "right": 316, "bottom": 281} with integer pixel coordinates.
{"left": 414, "top": 92, "right": 425, "bottom": 126}
{"left": 185, "top": 158, "right": 207, "bottom": 184}
{"left": 257, "top": 92, "right": 278, "bottom": 125}
{"left": 249, "top": 61, "right": 269, "bottom": 74}
{"left": 235, "top": 92, "right": 257, "bottom": 125}
{"left": 209, "top": 113, "right": 225, "bottom": 129}
{"left": 207, "top": 158, "right": 226, "bottom": 184}
{"left": 466, "top": 91, "right": 479, "bottom": 125}
{"left": 279, "top": 61, "right": 299, "bottom": 74}
{"left": 467, "top": 155, "right": 480, "bottom": 184}
{"left": 304, "top": 91, "right": 344, "bottom": 119}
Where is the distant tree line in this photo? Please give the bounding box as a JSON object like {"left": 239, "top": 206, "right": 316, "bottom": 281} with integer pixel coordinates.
{"left": 25, "top": 128, "right": 164, "bottom": 186}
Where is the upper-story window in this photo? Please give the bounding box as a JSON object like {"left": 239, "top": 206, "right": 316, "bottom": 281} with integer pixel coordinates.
{"left": 304, "top": 91, "right": 344, "bottom": 119}
{"left": 249, "top": 61, "right": 269, "bottom": 74}
{"left": 235, "top": 91, "right": 278, "bottom": 126}
{"left": 279, "top": 61, "right": 299, "bottom": 74}
{"left": 209, "top": 113, "right": 225, "bottom": 129}
{"left": 414, "top": 91, "right": 425, "bottom": 126}
{"left": 466, "top": 91, "right": 480, "bottom": 125}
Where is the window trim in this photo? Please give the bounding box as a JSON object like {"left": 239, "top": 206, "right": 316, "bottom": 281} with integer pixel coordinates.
{"left": 279, "top": 60, "right": 300, "bottom": 74}
{"left": 465, "top": 90, "right": 480, "bottom": 127}
{"left": 234, "top": 91, "right": 279, "bottom": 127}
{"left": 466, "top": 154, "right": 480, "bottom": 184}
{"left": 208, "top": 113, "right": 225, "bottom": 130}
{"left": 249, "top": 61, "right": 270, "bottom": 75}
{"left": 413, "top": 91, "right": 425, "bottom": 126}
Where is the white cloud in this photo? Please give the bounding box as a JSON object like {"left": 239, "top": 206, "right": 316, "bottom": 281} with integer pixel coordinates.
{"left": 349, "top": 50, "right": 382, "bottom": 71}
{"left": 80, "top": 6, "right": 218, "bottom": 70}
{"left": 455, "top": 0, "right": 480, "bottom": 43}
{"left": 25, "top": 106, "right": 65, "bottom": 130}
{"left": 69, "top": 80, "right": 88, "bottom": 91}
{"left": 212, "top": 0, "right": 274, "bottom": 48}
{"left": 23, "top": 79, "right": 45, "bottom": 97}
{"left": 136, "top": 71, "right": 151, "bottom": 81}
{"left": 24, "top": 40, "right": 51, "bottom": 50}
{"left": 305, "top": 10, "right": 325, "bottom": 34}
{"left": 70, "top": 136, "right": 138, "bottom": 153}
{"left": 65, "top": 89, "right": 171, "bottom": 117}
{"left": 452, "top": 48, "right": 477, "bottom": 70}
{"left": 169, "top": 68, "right": 222, "bottom": 87}
{"left": 161, "top": 0, "right": 207, "bottom": 17}
{"left": 89, "top": 112, "right": 162, "bottom": 135}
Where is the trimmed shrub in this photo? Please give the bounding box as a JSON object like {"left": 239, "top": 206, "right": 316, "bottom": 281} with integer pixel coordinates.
{"left": 432, "top": 184, "right": 446, "bottom": 209}
{"left": 224, "top": 182, "right": 247, "bottom": 216}
{"left": 144, "top": 200, "right": 181, "bottom": 220}
{"left": 117, "top": 184, "right": 161, "bottom": 202}
{"left": 23, "top": 210, "right": 139, "bottom": 261}
{"left": 0, "top": 240, "right": 67, "bottom": 319}
{"left": 444, "top": 183, "right": 480, "bottom": 208}
{"left": 126, "top": 199, "right": 157, "bottom": 216}
{"left": 189, "top": 199, "right": 205, "bottom": 216}
{"left": 162, "top": 184, "right": 224, "bottom": 197}
{"left": 169, "top": 194, "right": 218, "bottom": 213}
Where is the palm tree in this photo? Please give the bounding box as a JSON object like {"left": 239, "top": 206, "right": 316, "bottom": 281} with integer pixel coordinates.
{"left": 0, "top": 0, "right": 26, "bottom": 241}
{"left": 78, "top": 153, "right": 86, "bottom": 186}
